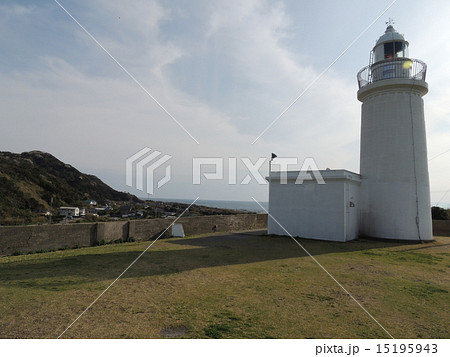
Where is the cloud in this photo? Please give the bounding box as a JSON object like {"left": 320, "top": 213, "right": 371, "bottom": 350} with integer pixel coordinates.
{"left": 0, "top": 3, "right": 34, "bottom": 17}
{"left": 0, "top": 0, "right": 448, "bottom": 204}
{"left": 0, "top": 52, "right": 268, "bottom": 199}
{"left": 0, "top": 0, "right": 360, "bottom": 201}
{"left": 165, "top": 0, "right": 361, "bottom": 162}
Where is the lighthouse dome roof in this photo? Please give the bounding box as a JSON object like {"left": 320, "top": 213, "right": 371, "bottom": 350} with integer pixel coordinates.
{"left": 375, "top": 25, "right": 407, "bottom": 46}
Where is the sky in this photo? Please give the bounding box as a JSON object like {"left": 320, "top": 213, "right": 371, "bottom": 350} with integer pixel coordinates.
{"left": 0, "top": 0, "right": 449, "bottom": 206}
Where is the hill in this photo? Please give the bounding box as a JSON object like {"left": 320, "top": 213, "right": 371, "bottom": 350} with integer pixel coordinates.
{"left": 0, "top": 150, "right": 140, "bottom": 221}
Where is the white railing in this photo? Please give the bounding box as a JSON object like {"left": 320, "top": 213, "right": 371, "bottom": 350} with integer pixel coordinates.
{"left": 357, "top": 58, "right": 427, "bottom": 89}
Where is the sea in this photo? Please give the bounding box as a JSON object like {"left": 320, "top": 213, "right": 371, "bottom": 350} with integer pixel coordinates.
{"left": 143, "top": 198, "right": 269, "bottom": 213}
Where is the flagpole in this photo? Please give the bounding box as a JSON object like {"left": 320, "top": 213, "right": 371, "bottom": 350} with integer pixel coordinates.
{"left": 269, "top": 157, "right": 272, "bottom": 178}
{"left": 269, "top": 153, "right": 277, "bottom": 178}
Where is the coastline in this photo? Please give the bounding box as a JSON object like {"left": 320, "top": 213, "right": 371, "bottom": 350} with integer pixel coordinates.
{"left": 145, "top": 198, "right": 269, "bottom": 213}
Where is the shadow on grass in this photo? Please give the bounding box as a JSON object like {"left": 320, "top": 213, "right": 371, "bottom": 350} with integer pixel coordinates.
{"left": 0, "top": 231, "right": 411, "bottom": 290}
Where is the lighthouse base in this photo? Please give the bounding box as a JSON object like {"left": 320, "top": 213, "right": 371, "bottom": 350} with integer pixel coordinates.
{"left": 359, "top": 180, "right": 433, "bottom": 241}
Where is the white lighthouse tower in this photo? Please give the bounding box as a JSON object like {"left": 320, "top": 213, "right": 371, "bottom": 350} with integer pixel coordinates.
{"left": 267, "top": 22, "right": 433, "bottom": 242}
{"left": 357, "top": 22, "right": 433, "bottom": 240}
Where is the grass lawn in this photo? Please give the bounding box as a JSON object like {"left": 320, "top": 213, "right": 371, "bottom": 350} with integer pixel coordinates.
{"left": 0, "top": 230, "right": 449, "bottom": 339}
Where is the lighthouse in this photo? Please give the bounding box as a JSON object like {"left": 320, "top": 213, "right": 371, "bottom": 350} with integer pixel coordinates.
{"left": 267, "top": 22, "right": 433, "bottom": 242}
{"left": 357, "top": 23, "right": 433, "bottom": 240}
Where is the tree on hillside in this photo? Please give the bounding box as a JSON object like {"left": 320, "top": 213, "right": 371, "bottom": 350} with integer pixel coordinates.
{"left": 431, "top": 206, "right": 449, "bottom": 220}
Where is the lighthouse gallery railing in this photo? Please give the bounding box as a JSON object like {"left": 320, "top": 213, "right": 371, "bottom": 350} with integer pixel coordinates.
{"left": 357, "top": 58, "right": 427, "bottom": 89}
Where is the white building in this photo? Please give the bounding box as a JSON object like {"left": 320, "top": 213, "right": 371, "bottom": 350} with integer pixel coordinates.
{"left": 58, "top": 207, "right": 80, "bottom": 217}
{"left": 268, "top": 24, "right": 432, "bottom": 242}
{"left": 268, "top": 170, "right": 360, "bottom": 242}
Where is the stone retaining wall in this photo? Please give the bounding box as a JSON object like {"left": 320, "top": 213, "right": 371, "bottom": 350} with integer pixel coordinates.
{"left": 432, "top": 220, "right": 450, "bottom": 237}
{"left": 1, "top": 216, "right": 446, "bottom": 257}
{"left": 0, "top": 214, "right": 268, "bottom": 256}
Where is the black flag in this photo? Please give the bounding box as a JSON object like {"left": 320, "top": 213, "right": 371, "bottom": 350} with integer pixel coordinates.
{"left": 271, "top": 153, "right": 277, "bottom": 159}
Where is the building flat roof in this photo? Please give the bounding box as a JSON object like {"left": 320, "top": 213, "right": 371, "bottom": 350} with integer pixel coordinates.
{"left": 267, "top": 169, "right": 361, "bottom": 183}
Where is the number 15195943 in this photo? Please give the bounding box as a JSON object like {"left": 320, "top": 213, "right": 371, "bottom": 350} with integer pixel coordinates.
{"left": 376, "top": 343, "right": 437, "bottom": 354}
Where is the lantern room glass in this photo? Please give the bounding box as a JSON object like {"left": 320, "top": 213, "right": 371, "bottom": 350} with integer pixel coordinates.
{"left": 374, "top": 41, "right": 409, "bottom": 63}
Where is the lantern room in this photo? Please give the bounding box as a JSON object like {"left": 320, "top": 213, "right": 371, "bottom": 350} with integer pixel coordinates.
{"left": 373, "top": 24, "right": 409, "bottom": 63}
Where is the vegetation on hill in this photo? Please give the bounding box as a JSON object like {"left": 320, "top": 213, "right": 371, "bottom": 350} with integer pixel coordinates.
{"left": 0, "top": 151, "right": 248, "bottom": 225}
{"left": 432, "top": 206, "right": 450, "bottom": 220}
{"left": 0, "top": 151, "right": 140, "bottom": 222}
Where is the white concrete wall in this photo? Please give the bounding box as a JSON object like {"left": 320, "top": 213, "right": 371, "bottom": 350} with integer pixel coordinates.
{"left": 268, "top": 170, "right": 360, "bottom": 242}
{"left": 345, "top": 180, "right": 361, "bottom": 241}
{"left": 358, "top": 78, "right": 432, "bottom": 240}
